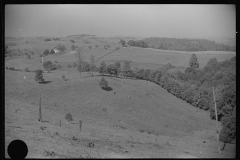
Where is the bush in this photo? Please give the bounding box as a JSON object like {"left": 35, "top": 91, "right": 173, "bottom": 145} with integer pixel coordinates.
{"left": 56, "top": 44, "right": 66, "bottom": 53}
{"left": 88, "top": 46, "right": 92, "bottom": 49}
{"left": 68, "top": 64, "right": 72, "bottom": 68}
{"left": 50, "top": 49, "right": 55, "bottom": 54}
{"left": 43, "top": 49, "right": 49, "bottom": 56}
{"left": 70, "top": 40, "right": 75, "bottom": 43}
{"left": 43, "top": 61, "right": 53, "bottom": 72}
{"left": 52, "top": 64, "right": 57, "bottom": 70}
{"left": 57, "top": 64, "right": 62, "bottom": 69}
{"left": 99, "top": 77, "right": 108, "bottom": 89}
{"left": 24, "top": 68, "right": 29, "bottom": 72}
{"left": 35, "top": 70, "right": 44, "bottom": 82}
{"left": 62, "top": 75, "right": 66, "bottom": 80}
{"left": 45, "top": 38, "right": 51, "bottom": 42}
{"left": 73, "top": 62, "right": 77, "bottom": 68}
{"left": 9, "top": 67, "right": 15, "bottom": 70}
{"left": 65, "top": 113, "right": 73, "bottom": 122}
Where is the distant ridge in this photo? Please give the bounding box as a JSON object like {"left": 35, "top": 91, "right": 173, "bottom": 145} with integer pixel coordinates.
{"left": 67, "top": 34, "right": 96, "bottom": 38}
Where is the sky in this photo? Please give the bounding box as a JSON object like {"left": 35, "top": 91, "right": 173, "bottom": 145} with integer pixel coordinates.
{"left": 5, "top": 4, "right": 236, "bottom": 39}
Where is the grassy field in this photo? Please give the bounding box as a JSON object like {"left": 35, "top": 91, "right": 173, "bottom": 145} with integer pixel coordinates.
{"left": 5, "top": 36, "right": 235, "bottom": 71}
{"left": 5, "top": 36, "right": 236, "bottom": 158}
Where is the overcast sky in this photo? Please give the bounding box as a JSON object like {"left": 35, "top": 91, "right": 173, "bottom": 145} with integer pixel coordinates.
{"left": 5, "top": 4, "right": 236, "bottom": 38}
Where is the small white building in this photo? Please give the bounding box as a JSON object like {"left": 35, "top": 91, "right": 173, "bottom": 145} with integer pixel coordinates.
{"left": 53, "top": 48, "right": 60, "bottom": 54}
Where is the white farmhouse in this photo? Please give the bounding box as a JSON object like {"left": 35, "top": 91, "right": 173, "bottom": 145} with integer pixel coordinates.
{"left": 53, "top": 47, "right": 60, "bottom": 54}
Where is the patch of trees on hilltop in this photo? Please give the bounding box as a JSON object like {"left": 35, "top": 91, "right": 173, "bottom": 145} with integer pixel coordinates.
{"left": 99, "top": 55, "right": 236, "bottom": 144}
{"left": 127, "top": 38, "right": 236, "bottom": 52}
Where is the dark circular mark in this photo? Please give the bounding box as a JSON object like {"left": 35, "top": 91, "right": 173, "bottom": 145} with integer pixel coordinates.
{"left": 7, "top": 139, "right": 28, "bottom": 160}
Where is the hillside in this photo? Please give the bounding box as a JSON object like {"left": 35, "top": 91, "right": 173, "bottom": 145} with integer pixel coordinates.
{"left": 5, "top": 69, "right": 235, "bottom": 158}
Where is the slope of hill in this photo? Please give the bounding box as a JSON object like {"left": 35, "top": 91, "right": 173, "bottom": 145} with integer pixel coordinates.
{"left": 5, "top": 69, "right": 236, "bottom": 158}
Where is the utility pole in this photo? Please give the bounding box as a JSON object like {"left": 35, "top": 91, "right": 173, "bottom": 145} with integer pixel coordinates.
{"left": 212, "top": 86, "right": 221, "bottom": 154}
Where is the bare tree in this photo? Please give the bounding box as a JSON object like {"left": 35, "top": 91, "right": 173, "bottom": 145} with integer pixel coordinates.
{"left": 89, "top": 55, "right": 95, "bottom": 76}
{"left": 76, "top": 48, "right": 84, "bottom": 78}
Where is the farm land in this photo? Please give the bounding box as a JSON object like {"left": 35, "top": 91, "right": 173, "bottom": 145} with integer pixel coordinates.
{"left": 5, "top": 35, "right": 236, "bottom": 158}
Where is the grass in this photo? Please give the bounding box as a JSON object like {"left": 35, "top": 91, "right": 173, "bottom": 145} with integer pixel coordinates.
{"left": 4, "top": 35, "right": 236, "bottom": 158}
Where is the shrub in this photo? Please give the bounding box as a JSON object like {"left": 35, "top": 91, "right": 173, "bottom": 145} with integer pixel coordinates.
{"left": 95, "top": 45, "right": 98, "bottom": 48}
{"left": 73, "top": 62, "right": 77, "bottom": 68}
{"left": 56, "top": 44, "right": 66, "bottom": 53}
{"left": 71, "top": 45, "right": 75, "bottom": 51}
{"left": 65, "top": 113, "right": 73, "bottom": 122}
{"left": 88, "top": 46, "right": 92, "bottom": 49}
{"left": 35, "top": 70, "right": 44, "bottom": 82}
{"left": 99, "top": 77, "right": 108, "bottom": 89}
{"left": 9, "top": 67, "right": 15, "bottom": 70}
{"left": 68, "top": 64, "right": 72, "bottom": 68}
{"left": 24, "top": 68, "right": 29, "bottom": 72}
{"left": 50, "top": 49, "right": 55, "bottom": 54}
{"left": 52, "top": 64, "right": 57, "bottom": 70}
{"left": 45, "top": 38, "right": 51, "bottom": 41}
{"left": 27, "top": 54, "right": 32, "bottom": 60}
{"left": 43, "top": 49, "right": 49, "bottom": 56}
{"left": 55, "top": 60, "right": 58, "bottom": 63}
{"left": 57, "top": 64, "right": 62, "bottom": 69}
{"left": 62, "top": 75, "right": 66, "bottom": 80}
{"left": 43, "top": 61, "right": 53, "bottom": 72}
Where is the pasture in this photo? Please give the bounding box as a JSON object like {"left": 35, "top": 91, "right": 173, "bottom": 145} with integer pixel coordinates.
{"left": 5, "top": 36, "right": 236, "bottom": 158}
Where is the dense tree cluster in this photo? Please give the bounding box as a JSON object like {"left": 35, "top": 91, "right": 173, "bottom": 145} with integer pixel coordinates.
{"left": 127, "top": 37, "right": 235, "bottom": 52}
{"left": 119, "top": 39, "right": 126, "bottom": 47}
{"left": 45, "top": 38, "right": 52, "bottom": 42}
{"left": 56, "top": 44, "right": 66, "bottom": 53}
{"left": 52, "top": 38, "right": 60, "bottom": 41}
{"left": 96, "top": 54, "right": 235, "bottom": 144}
{"left": 128, "top": 40, "right": 148, "bottom": 48}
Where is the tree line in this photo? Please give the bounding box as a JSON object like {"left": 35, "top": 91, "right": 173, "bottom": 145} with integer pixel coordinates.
{"left": 126, "top": 38, "right": 236, "bottom": 52}
{"left": 97, "top": 54, "right": 236, "bottom": 144}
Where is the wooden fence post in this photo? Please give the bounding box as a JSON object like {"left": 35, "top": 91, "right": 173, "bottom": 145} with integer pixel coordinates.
{"left": 79, "top": 120, "right": 82, "bottom": 131}
{"left": 39, "top": 97, "right": 42, "bottom": 122}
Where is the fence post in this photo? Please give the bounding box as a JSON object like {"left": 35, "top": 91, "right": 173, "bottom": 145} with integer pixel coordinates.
{"left": 39, "top": 97, "right": 42, "bottom": 122}
{"left": 79, "top": 120, "right": 82, "bottom": 131}
{"left": 60, "top": 119, "right": 61, "bottom": 127}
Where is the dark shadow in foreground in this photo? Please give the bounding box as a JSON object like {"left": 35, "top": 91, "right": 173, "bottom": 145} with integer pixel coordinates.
{"left": 39, "top": 81, "right": 52, "bottom": 84}
{"left": 102, "top": 87, "right": 113, "bottom": 91}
